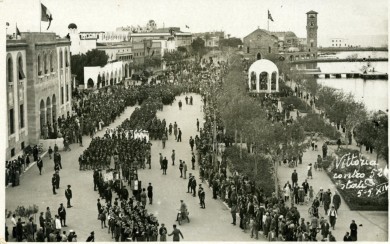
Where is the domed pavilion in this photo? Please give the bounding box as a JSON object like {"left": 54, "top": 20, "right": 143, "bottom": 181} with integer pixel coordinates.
{"left": 248, "top": 59, "right": 279, "bottom": 93}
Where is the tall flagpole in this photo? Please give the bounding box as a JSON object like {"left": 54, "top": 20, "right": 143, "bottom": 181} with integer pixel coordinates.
{"left": 40, "top": 0, "right": 41, "bottom": 32}
{"left": 267, "top": 10, "right": 269, "bottom": 31}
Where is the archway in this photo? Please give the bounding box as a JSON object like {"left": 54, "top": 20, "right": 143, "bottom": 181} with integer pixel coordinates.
{"left": 114, "top": 70, "right": 118, "bottom": 84}
{"left": 7, "top": 55, "right": 13, "bottom": 83}
{"left": 256, "top": 53, "right": 262, "bottom": 60}
{"left": 87, "top": 78, "right": 94, "bottom": 88}
{"left": 102, "top": 73, "right": 106, "bottom": 87}
{"left": 40, "top": 99, "right": 46, "bottom": 137}
{"left": 125, "top": 64, "right": 129, "bottom": 77}
{"left": 250, "top": 71, "right": 256, "bottom": 90}
{"left": 97, "top": 74, "right": 102, "bottom": 88}
{"left": 110, "top": 71, "right": 114, "bottom": 85}
{"left": 259, "top": 72, "right": 268, "bottom": 90}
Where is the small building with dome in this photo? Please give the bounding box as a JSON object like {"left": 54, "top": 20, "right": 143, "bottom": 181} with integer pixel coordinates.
{"left": 248, "top": 59, "right": 279, "bottom": 93}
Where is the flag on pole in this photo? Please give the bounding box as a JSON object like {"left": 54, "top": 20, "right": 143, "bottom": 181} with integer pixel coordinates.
{"left": 6, "top": 22, "right": 9, "bottom": 26}
{"left": 41, "top": 3, "right": 53, "bottom": 30}
{"left": 16, "top": 26, "right": 21, "bottom": 36}
{"left": 268, "top": 10, "right": 274, "bottom": 22}
{"left": 185, "top": 25, "right": 189, "bottom": 29}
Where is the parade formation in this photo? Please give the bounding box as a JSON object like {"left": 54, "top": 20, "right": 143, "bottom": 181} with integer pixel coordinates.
{"left": 3, "top": 0, "right": 389, "bottom": 242}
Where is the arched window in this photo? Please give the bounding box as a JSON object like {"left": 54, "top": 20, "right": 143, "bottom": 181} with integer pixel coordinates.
{"left": 59, "top": 50, "right": 63, "bottom": 69}
{"left": 259, "top": 72, "right": 268, "bottom": 90}
{"left": 44, "top": 53, "right": 48, "bottom": 74}
{"left": 18, "top": 55, "right": 25, "bottom": 80}
{"left": 271, "top": 72, "right": 277, "bottom": 90}
{"left": 50, "top": 53, "right": 54, "bottom": 72}
{"left": 87, "top": 78, "right": 94, "bottom": 88}
{"left": 7, "top": 56, "right": 13, "bottom": 83}
{"left": 256, "top": 53, "right": 261, "bottom": 60}
{"left": 37, "top": 55, "right": 42, "bottom": 76}
{"left": 250, "top": 71, "right": 256, "bottom": 90}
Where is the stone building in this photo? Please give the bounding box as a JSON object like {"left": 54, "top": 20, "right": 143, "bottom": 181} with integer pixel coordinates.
{"left": 5, "top": 32, "right": 72, "bottom": 159}
{"left": 243, "top": 28, "right": 279, "bottom": 60}
{"left": 243, "top": 10, "right": 319, "bottom": 69}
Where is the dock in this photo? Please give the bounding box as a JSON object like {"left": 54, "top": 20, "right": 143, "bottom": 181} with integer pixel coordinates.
{"left": 302, "top": 71, "right": 388, "bottom": 80}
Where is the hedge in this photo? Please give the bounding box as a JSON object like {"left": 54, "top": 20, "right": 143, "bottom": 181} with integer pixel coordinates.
{"left": 326, "top": 148, "right": 388, "bottom": 211}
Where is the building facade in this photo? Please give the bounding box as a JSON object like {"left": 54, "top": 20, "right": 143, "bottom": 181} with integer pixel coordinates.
{"left": 84, "top": 61, "right": 125, "bottom": 89}
{"left": 5, "top": 32, "right": 72, "bottom": 159}
{"left": 243, "top": 28, "right": 279, "bottom": 60}
{"left": 6, "top": 40, "right": 28, "bottom": 159}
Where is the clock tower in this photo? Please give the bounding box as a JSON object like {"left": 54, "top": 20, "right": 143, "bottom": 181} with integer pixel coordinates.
{"left": 306, "top": 10, "right": 318, "bottom": 52}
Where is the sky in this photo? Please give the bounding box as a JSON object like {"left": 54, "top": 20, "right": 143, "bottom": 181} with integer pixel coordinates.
{"left": 1, "top": 0, "right": 388, "bottom": 45}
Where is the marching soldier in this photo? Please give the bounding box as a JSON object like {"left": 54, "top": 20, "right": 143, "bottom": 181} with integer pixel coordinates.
{"left": 65, "top": 185, "right": 73, "bottom": 208}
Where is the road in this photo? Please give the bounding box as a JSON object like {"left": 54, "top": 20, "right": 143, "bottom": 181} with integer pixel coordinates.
{"left": 5, "top": 93, "right": 257, "bottom": 242}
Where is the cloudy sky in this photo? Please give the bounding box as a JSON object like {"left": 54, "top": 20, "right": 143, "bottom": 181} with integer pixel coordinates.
{"left": 1, "top": 0, "right": 388, "bottom": 45}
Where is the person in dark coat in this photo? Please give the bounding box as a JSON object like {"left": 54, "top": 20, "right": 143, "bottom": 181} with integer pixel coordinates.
{"left": 58, "top": 203, "right": 67, "bottom": 227}
{"left": 332, "top": 191, "right": 341, "bottom": 212}
{"left": 191, "top": 177, "right": 197, "bottom": 197}
{"left": 86, "top": 231, "right": 95, "bottom": 242}
{"left": 37, "top": 157, "right": 43, "bottom": 175}
{"left": 147, "top": 183, "right": 153, "bottom": 204}
{"left": 15, "top": 218, "right": 23, "bottom": 242}
{"left": 52, "top": 174, "right": 57, "bottom": 194}
{"left": 178, "top": 100, "right": 183, "bottom": 110}
{"left": 65, "top": 185, "right": 73, "bottom": 208}
{"left": 162, "top": 157, "right": 168, "bottom": 175}
{"left": 177, "top": 129, "right": 182, "bottom": 142}
{"left": 291, "top": 170, "right": 298, "bottom": 187}
{"left": 55, "top": 171, "right": 60, "bottom": 189}
{"left": 350, "top": 220, "right": 358, "bottom": 241}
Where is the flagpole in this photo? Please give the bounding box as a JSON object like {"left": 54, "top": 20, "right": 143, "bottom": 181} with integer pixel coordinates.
{"left": 40, "top": 0, "right": 41, "bottom": 32}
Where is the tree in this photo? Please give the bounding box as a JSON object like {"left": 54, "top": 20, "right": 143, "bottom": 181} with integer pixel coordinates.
{"left": 163, "top": 51, "right": 183, "bottom": 65}
{"left": 71, "top": 49, "right": 108, "bottom": 84}
{"left": 177, "top": 46, "right": 187, "bottom": 53}
{"left": 191, "top": 37, "right": 207, "bottom": 61}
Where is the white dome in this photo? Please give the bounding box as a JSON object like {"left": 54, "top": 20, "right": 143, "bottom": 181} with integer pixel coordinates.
{"left": 248, "top": 59, "right": 278, "bottom": 74}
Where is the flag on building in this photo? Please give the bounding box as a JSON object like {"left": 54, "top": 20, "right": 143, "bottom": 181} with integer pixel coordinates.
{"left": 16, "top": 26, "right": 21, "bottom": 36}
{"left": 268, "top": 10, "right": 274, "bottom": 22}
{"left": 185, "top": 25, "right": 189, "bottom": 29}
{"left": 41, "top": 3, "right": 53, "bottom": 30}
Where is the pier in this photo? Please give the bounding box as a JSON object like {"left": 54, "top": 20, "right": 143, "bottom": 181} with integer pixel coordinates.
{"left": 302, "top": 71, "right": 388, "bottom": 80}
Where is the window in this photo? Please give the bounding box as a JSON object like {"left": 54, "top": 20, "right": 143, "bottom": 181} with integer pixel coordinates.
{"left": 59, "top": 50, "right": 63, "bottom": 69}
{"left": 21, "top": 142, "right": 25, "bottom": 150}
{"left": 11, "top": 148, "right": 15, "bottom": 157}
{"left": 18, "top": 56, "right": 25, "bottom": 80}
{"left": 65, "top": 50, "right": 69, "bottom": 67}
{"left": 9, "top": 109, "right": 15, "bottom": 134}
{"left": 61, "top": 87, "right": 64, "bottom": 104}
{"left": 44, "top": 53, "right": 48, "bottom": 74}
{"left": 20, "top": 104, "right": 24, "bottom": 128}
{"left": 247, "top": 46, "right": 250, "bottom": 53}
{"left": 38, "top": 55, "right": 42, "bottom": 76}
{"left": 66, "top": 84, "right": 69, "bottom": 102}
{"left": 7, "top": 57, "right": 13, "bottom": 83}
{"left": 50, "top": 53, "right": 54, "bottom": 72}
{"left": 311, "top": 42, "right": 314, "bottom": 47}
{"left": 268, "top": 46, "right": 271, "bottom": 53}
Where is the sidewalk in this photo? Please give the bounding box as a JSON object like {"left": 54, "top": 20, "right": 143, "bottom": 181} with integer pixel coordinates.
{"left": 279, "top": 82, "right": 388, "bottom": 241}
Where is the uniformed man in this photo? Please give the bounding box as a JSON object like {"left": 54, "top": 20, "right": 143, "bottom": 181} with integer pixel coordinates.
{"left": 58, "top": 204, "right": 67, "bottom": 227}
{"left": 65, "top": 185, "right": 73, "bottom": 208}
{"left": 55, "top": 171, "right": 60, "bottom": 189}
